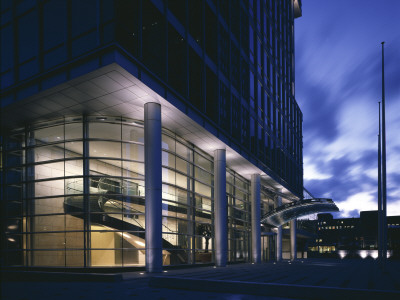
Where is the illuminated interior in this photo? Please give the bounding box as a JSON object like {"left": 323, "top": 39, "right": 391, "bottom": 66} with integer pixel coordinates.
{"left": 3, "top": 116, "right": 268, "bottom": 267}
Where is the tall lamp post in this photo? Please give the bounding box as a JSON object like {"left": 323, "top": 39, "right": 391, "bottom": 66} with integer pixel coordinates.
{"left": 379, "top": 42, "right": 388, "bottom": 268}
{"left": 378, "top": 102, "right": 382, "bottom": 264}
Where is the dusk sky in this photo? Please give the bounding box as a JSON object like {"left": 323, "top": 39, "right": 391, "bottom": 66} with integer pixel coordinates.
{"left": 295, "top": 0, "right": 400, "bottom": 218}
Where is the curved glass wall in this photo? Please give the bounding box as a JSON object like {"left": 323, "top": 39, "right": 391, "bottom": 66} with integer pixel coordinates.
{"left": 3, "top": 116, "right": 219, "bottom": 267}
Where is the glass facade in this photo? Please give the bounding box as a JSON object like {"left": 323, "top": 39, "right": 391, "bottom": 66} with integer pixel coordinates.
{"left": 1, "top": 0, "right": 302, "bottom": 268}
{"left": 115, "top": 0, "right": 304, "bottom": 196}
{"left": 1, "top": 0, "right": 303, "bottom": 198}
{"left": 227, "top": 170, "right": 251, "bottom": 262}
{"left": 3, "top": 116, "right": 276, "bottom": 267}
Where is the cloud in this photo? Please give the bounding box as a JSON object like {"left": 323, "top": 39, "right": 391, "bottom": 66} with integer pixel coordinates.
{"left": 303, "top": 161, "right": 332, "bottom": 181}
{"left": 337, "top": 192, "right": 377, "bottom": 218}
{"left": 388, "top": 201, "right": 400, "bottom": 216}
{"left": 296, "top": 0, "right": 400, "bottom": 219}
{"left": 298, "top": 82, "right": 339, "bottom": 144}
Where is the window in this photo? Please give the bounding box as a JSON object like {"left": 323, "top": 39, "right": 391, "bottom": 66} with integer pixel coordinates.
{"left": 71, "top": 0, "right": 97, "bottom": 37}
{"left": 231, "top": 45, "right": 240, "bottom": 90}
{"left": 219, "top": 82, "right": 230, "bottom": 131}
{"left": 189, "top": 0, "right": 203, "bottom": 44}
{"left": 115, "top": 1, "right": 139, "bottom": 56}
{"left": 168, "top": 0, "right": 186, "bottom": 26}
{"left": 43, "top": 0, "right": 66, "bottom": 50}
{"left": 142, "top": 1, "right": 166, "bottom": 79}
{"left": 189, "top": 48, "right": 204, "bottom": 111}
{"left": 18, "top": 10, "right": 38, "bottom": 63}
{"left": 205, "top": 5, "right": 217, "bottom": 62}
{"left": 219, "top": 25, "right": 229, "bottom": 78}
{"left": 168, "top": 24, "right": 187, "bottom": 96}
{"left": 206, "top": 67, "right": 218, "bottom": 123}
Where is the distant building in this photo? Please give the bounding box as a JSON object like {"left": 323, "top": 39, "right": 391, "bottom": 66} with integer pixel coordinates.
{"left": 307, "top": 211, "right": 400, "bottom": 258}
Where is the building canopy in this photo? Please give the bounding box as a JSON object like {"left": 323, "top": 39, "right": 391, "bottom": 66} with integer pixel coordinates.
{"left": 261, "top": 198, "right": 339, "bottom": 227}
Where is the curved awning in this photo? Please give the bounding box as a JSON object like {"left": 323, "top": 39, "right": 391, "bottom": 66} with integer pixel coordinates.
{"left": 261, "top": 198, "right": 339, "bottom": 227}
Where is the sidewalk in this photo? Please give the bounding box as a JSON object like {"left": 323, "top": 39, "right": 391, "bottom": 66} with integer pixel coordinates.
{"left": 147, "top": 259, "right": 400, "bottom": 299}
{"left": 2, "top": 259, "right": 400, "bottom": 300}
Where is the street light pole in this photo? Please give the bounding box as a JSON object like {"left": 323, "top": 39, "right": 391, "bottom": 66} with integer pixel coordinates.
{"left": 381, "top": 42, "right": 388, "bottom": 266}
{"left": 378, "top": 102, "right": 382, "bottom": 265}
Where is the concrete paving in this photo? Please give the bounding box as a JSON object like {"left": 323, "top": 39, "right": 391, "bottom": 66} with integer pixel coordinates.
{"left": 2, "top": 259, "right": 400, "bottom": 300}
{"left": 147, "top": 259, "right": 400, "bottom": 299}
{"left": 1, "top": 278, "right": 292, "bottom": 300}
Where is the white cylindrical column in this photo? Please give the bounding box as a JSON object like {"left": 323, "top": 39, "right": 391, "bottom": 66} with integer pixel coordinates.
{"left": 214, "top": 149, "right": 227, "bottom": 267}
{"left": 275, "top": 191, "right": 282, "bottom": 261}
{"left": 251, "top": 174, "right": 261, "bottom": 264}
{"left": 290, "top": 218, "right": 297, "bottom": 261}
{"left": 144, "top": 102, "right": 162, "bottom": 273}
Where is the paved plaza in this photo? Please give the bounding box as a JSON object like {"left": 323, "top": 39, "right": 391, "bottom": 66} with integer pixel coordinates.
{"left": 2, "top": 259, "right": 400, "bottom": 300}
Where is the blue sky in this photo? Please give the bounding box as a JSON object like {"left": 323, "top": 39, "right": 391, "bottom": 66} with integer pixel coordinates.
{"left": 295, "top": 0, "right": 400, "bottom": 218}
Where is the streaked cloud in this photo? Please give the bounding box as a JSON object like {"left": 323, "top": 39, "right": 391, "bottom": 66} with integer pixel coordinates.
{"left": 303, "top": 157, "right": 332, "bottom": 180}
{"left": 296, "top": 0, "right": 400, "bottom": 218}
{"left": 338, "top": 192, "right": 377, "bottom": 218}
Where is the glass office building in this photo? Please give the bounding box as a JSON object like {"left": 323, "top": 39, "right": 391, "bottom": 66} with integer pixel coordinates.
{"left": 1, "top": 0, "right": 303, "bottom": 269}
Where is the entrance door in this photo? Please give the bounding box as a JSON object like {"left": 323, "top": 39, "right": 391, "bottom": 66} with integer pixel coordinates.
{"left": 261, "top": 235, "right": 276, "bottom": 262}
